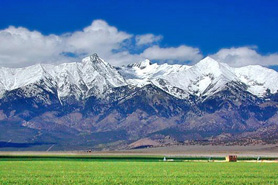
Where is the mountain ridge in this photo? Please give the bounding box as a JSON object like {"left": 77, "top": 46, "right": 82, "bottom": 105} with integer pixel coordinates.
{"left": 1, "top": 54, "right": 278, "bottom": 150}
{"left": 1, "top": 54, "right": 277, "bottom": 100}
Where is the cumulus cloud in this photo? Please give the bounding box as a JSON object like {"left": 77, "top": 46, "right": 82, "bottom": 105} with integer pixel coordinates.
{"left": 211, "top": 47, "right": 278, "bottom": 67}
{"left": 0, "top": 20, "right": 206, "bottom": 67}
{"left": 0, "top": 20, "right": 133, "bottom": 67}
{"left": 1, "top": 20, "right": 278, "bottom": 68}
{"left": 0, "top": 26, "right": 64, "bottom": 66}
{"left": 135, "top": 34, "right": 163, "bottom": 45}
{"left": 65, "top": 20, "right": 132, "bottom": 57}
{"left": 141, "top": 45, "right": 203, "bottom": 63}
{"left": 7, "top": 20, "right": 278, "bottom": 68}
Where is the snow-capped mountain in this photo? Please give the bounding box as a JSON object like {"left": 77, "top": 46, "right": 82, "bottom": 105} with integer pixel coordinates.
{"left": 0, "top": 54, "right": 277, "bottom": 102}
{"left": 1, "top": 54, "right": 278, "bottom": 150}
{"left": 119, "top": 56, "right": 278, "bottom": 98}
{"left": 0, "top": 54, "right": 127, "bottom": 102}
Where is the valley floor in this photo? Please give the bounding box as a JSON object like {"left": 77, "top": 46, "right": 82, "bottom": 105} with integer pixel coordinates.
{"left": 1, "top": 144, "right": 278, "bottom": 157}
{"left": 127, "top": 144, "right": 278, "bottom": 157}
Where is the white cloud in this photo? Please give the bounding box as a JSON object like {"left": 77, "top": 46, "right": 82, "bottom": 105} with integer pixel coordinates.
{"left": 0, "top": 20, "right": 133, "bottom": 67}
{"left": 65, "top": 20, "right": 132, "bottom": 57}
{"left": 135, "top": 34, "right": 163, "bottom": 45}
{"left": 0, "top": 26, "right": 64, "bottom": 66}
{"left": 141, "top": 45, "right": 203, "bottom": 63}
{"left": 0, "top": 20, "right": 204, "bottom": 67}
{"left": 12, "top": 20, "right": 278, "bottom": 68}
{"left": 1, "top": 21, "right": 278, "bottom": 69}
{"left": 211, "top": 47, "right": 278, "bottom": 67}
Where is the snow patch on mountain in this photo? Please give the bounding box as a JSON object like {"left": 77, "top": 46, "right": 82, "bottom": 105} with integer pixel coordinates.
{"left": 0, "top": 54, "right": 277, "bottom": 101}
{"left": 120, "top": 56, "right": 278, "bottom": 99}
{"left": 119, "top": 57, "right": 238, "bottom": 98}
{"left": 235, "top": 65, "right": 278, "bottom": 97}
{"left": 0, "top": 54, "right": 127, "bottom": 100}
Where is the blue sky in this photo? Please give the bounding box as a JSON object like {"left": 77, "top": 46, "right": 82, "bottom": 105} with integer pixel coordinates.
{"left": 0, "top": 0, "right": 278, "bottom": 68}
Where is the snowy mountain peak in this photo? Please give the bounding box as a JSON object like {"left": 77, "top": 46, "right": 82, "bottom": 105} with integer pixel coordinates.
{"left": 90, "top": 53, "right": 101, "bottom": 62}
{"left": 195, "top": 56, "right": 220, "bottom": 68}
{"left": 193, "top": 56, "right": 236, "bottom": 81}
{"left": 81, "top": 53, "right": 104, "bottom": 64}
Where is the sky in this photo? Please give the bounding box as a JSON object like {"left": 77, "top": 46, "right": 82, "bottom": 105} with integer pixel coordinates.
{"left": 0, "top": 0, "right": 278, "bottom": 68}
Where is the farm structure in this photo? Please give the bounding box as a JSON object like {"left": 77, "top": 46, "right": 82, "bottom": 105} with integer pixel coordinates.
{"left": 226, "top": 155, "right": 237, "bottom": 162}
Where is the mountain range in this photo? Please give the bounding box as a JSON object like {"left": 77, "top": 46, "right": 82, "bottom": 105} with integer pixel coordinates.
{"left": 1, "top": 53, "right": 278, "bottom": 150}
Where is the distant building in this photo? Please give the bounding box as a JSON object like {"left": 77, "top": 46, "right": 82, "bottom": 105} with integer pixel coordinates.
{"left": 226, "top": 155, "right": 237, "bottom": 162}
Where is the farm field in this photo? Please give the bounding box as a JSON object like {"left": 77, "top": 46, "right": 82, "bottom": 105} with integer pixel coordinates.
{"left": 0, "top": 156, "right": 278, "bottom": 184}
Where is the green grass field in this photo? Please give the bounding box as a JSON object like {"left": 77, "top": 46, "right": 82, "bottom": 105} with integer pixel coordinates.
{"left": 0, "top": 157, "right": 278, "bottom": 184}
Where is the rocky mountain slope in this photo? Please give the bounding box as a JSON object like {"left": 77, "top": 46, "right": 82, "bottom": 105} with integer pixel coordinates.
{"left": 1, "top": 53, "right": 278, "bottom": 150}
